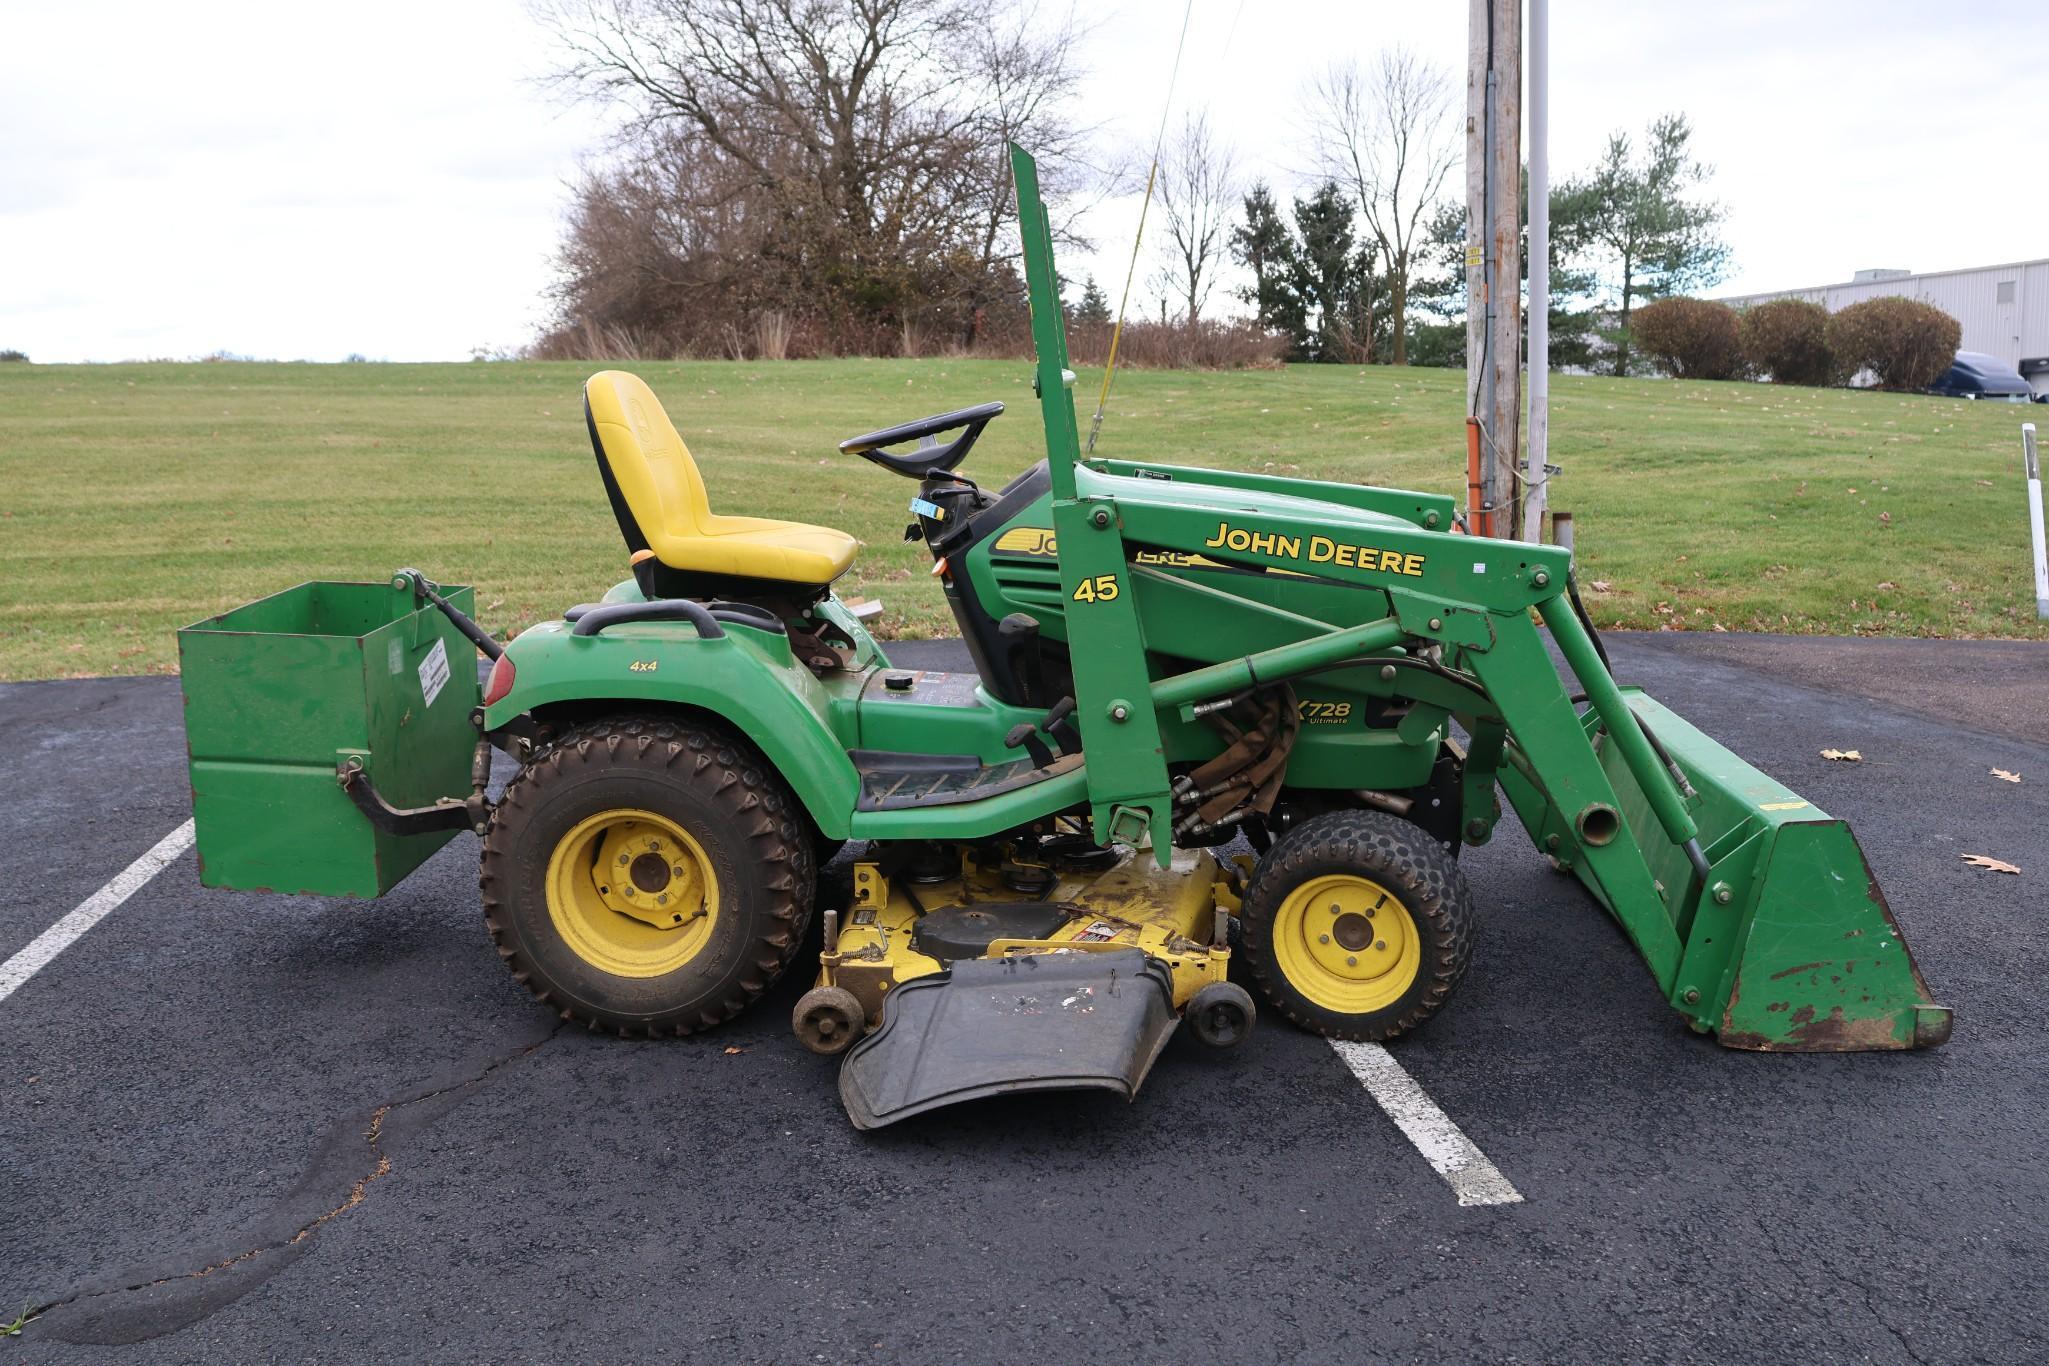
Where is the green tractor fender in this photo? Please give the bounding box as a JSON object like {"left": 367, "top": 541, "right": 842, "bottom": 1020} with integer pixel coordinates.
{"left": 482, "top": 616, "right": 864, "bottom": 838}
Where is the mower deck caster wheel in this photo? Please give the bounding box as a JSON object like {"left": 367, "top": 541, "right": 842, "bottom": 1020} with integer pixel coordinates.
{"left": 794, "top": 985, "right": 867, "bottom": 1055}
{"left": 1185, "top": 981, "right": 1256, "bottom": 1048}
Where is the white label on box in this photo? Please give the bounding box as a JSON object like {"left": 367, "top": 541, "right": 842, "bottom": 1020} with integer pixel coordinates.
{"left": 418, "top": 637, "right": 450, "bottom": 708}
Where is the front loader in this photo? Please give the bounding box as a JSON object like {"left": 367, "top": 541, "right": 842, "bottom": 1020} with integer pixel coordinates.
{"left": 179, "top": 145, "right": 1947, "bottom": 1130}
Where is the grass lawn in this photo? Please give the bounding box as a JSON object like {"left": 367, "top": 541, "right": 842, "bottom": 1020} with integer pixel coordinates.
{"left": 1, "top": 358, "right": 2044, "bottom": 681}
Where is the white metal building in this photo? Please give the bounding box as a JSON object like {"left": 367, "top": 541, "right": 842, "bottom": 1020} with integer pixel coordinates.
{"left": 1720, "top": 259, "right": 2049, "bottom": 396}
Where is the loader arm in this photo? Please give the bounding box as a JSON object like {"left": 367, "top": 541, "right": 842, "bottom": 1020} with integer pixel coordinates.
{"left": 1001, "top": 140, "right": 1945, "bottom": 1050}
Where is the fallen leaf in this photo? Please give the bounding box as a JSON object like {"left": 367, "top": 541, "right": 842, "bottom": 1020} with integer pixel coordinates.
{"left": 1820, "top": 748, "right": 1862, "bottom": 762}
{"left": 723, "top": 1046, "right": 747, "bottom": 1055}
{"left": 1962, "top": 854, "right": 2020, "bottom": 875}
{"left": 1589, "top": 579, "right": 1612, "bottom": 592}
{"left": 1992, "top": 768, "right": 2022, "bottom": 783}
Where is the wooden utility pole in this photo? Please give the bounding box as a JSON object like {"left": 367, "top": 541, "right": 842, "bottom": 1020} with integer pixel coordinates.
{"left": 1524, "top": 0, "right": 1550, "bottom": 544}
{"left": 1464, "top": 0, "right": 1521, "bottom": 539}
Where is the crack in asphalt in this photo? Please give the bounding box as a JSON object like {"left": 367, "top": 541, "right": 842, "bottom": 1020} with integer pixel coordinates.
{"left": 1751, "top": 1210, "right": 1929, "bottom": 1365}
{"left": 24, "top": 1024, "right": 563, "bottom": 1339}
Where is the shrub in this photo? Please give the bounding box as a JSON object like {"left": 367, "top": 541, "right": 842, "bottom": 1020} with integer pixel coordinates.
{"left": 1631, "top": 297, "right": 1744, "bottom": 379}
{"left": 1404, "top": 321, "right": 1467, "bottom": 369}
{"left": 1063, "top": 317, "right": 1287, "bottom": 370}
{"left": 1825, "top": 296, "right": 1961, "bottom": 391}
{"left": 1739, "top": 298, "right": 1840, "bottom": 385}
{"left": 0, "top": 349, "right": 27, "bottom": 363}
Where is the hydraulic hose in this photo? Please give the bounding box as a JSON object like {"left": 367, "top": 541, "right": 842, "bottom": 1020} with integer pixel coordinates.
{"left": 1565, "top": 570, "right": 1612, "bottom": 674}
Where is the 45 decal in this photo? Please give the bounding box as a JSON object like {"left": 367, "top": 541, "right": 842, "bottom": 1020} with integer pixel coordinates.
{"left": 1070, "top": 574, "right": 1121, "bottom": 603}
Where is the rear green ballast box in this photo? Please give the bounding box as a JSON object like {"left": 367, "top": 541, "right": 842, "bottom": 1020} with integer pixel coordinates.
{"left": 179, "top": 581, "right": 481, "bottom": 897}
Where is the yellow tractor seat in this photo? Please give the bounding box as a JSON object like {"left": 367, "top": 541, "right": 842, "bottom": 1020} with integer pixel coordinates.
{"left": 583, "top": 370, "right": 859, "bottom": 597}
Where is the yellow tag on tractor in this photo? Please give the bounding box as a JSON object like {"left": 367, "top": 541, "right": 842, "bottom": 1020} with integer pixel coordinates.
{"left": 178, "top": 146, "right": 1948, "bottom": 1129}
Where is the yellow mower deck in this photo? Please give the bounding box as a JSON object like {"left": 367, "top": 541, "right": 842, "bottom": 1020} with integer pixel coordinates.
{"left": 819, "top": 841, "right": 1241, "bottom": 1031}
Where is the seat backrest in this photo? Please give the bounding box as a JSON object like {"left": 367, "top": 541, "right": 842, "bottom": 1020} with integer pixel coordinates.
{"left": 583, "top": 370, "right": 712, "bottom": 558}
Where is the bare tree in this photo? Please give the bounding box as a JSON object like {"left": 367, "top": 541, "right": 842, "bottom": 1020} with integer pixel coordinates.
{"left": 954, "top": 2, "right": 1104, "bottom": 347}
{"left": 1154, "top": 112, "right": 1237, "bottom": 325}
{"left": 532, "top": 0, "right": 1092, "bottom": 346}
{"left": 1305, "top": 48, "right": 1458, "bottom": 364}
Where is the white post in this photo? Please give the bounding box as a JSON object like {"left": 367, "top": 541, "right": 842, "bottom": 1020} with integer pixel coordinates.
{"left": 1523, "top": 0, "right": 1549, "bottom": 543}
{"left": 2025, "top": 423, "right": 2048, "bottom": 619}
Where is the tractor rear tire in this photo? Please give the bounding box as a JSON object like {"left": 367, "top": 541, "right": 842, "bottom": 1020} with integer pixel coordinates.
{"left": 1238, "top": 809, "right": 1474, "bottom": 1042}
{"left": 480, "top": 715, "right": 815, "bottom": 1037}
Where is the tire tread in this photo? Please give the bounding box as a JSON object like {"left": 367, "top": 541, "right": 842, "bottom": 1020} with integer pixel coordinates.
{"left": 478, "top": 714, "right": 814, "bottom": 1037}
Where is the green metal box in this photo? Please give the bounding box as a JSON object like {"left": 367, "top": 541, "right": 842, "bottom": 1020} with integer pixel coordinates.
{"left": 179, "top": 580, "right": 482, "bottom": 898}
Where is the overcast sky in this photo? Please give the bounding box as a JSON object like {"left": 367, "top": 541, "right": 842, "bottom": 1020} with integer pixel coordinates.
{"left": 3, "top": 0, "right": 2040, "bottom": 362}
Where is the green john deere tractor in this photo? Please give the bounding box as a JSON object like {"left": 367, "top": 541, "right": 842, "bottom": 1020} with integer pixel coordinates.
{"left": 179, "top": 146, "right": 1948, "bottom": 1129}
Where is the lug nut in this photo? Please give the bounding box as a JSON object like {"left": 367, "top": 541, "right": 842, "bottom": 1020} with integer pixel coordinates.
{"left": 1346, "top": 956, "right": 1358, "bottom": 967}
{"left": 1374, "top": 940, "right": 1386, "bottom": 951}
{"left": 1318, "top": 934, "right": 1331, "bottom": 944}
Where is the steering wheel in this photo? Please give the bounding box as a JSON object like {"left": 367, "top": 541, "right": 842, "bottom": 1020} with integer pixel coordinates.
{"left": 838, "top": 402, "right": 1004, "bottom": 479}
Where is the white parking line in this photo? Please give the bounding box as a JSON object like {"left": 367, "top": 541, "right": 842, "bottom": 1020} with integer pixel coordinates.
{"left": 1329, "top": 1039, "right": 1524, "bottom": 1207}
{"left": 0, "top": 819, "right": 194, "bottom": 1006}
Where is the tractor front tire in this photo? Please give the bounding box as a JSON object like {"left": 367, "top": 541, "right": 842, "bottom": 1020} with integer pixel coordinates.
{"left": 1239, "top": 809, "right": 1474, "bottom": 1042}
{"left": 480, "top": 715, "right": 815, "bottom": 1037}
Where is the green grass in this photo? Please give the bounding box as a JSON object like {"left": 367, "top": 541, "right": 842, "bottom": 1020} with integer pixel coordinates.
{"left": 1, "top": 358, "right": 2043, "bottom": 681}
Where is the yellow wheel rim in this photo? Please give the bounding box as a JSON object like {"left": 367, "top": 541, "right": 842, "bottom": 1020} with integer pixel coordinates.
{"left": 1271, "top": 874, "right": 1420, "bottom": 1014}
{"left": 544, "top": 809, "right": 720, "bottom": 978}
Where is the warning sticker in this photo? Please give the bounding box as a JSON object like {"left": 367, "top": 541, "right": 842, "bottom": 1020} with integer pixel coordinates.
{"left": 418, "top": 637, "right": 450, "bottom": 708}
{"left": 1071, "top": 920, "right": 1121, "bottom": 943}
{"left": 851, "top": 908, "right": 877, "bottom": 925}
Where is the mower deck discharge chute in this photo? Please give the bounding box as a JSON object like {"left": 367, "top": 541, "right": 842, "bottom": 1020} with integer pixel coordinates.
{"left": 179, "top": 145, "right": 1947, "bottom": 1131}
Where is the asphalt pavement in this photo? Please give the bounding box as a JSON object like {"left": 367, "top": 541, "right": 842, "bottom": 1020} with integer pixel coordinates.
{"left": 1, "top": 632, "right": 2044, "bottom": 1363}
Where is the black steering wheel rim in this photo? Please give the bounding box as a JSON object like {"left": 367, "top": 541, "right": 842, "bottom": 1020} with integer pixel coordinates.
{"left": 839, "top": 401, "right": 1004, "bottom": 478}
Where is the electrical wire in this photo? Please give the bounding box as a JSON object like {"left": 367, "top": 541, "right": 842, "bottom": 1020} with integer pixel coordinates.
{"left": 1085, "top": 0, "right": 1196, "bottom": 457}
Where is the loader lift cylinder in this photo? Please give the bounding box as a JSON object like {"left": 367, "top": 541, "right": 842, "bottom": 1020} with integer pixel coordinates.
{"left": 1543, "top": 593, "right": 1706, "bottom": 879}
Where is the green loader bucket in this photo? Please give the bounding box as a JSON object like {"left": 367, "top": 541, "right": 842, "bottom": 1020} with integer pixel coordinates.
{"left": 1507, "top": 690, "right": 1951, "bottom": 1051}
{"left": 179, "top": 580, "right": 482, "bottom": 898}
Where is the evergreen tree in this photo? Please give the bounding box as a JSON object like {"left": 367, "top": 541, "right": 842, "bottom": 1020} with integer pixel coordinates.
{"left": 1074, "top": 275, "right": 1112, "bottom": 327}
{"left": 1406, "top": 187, "right": 1600, "bottom": 371}
{"left": 1555, "top": 113, "right": 1729, "bottom": 376}
{"left": 1230, "top": 183, "right": 1305, "bottom": 350}
{"left": 1290, "top": 182, "right": 1374, "bottom": 363}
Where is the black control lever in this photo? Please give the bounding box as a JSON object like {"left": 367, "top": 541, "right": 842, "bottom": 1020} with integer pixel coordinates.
{"left": 1002, "top": 695, "right": 1081, "bottom": 770}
